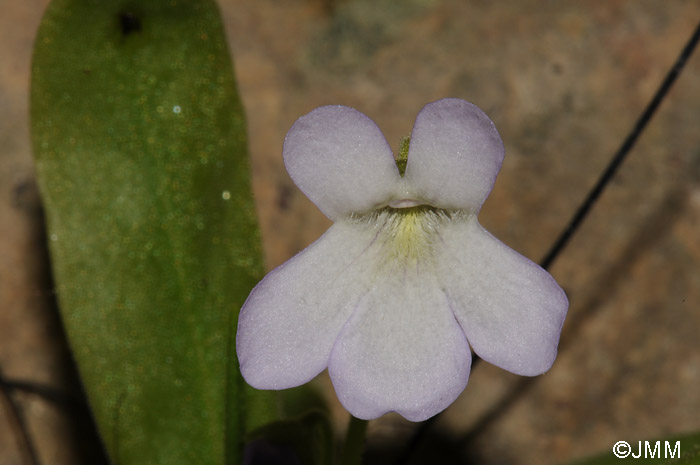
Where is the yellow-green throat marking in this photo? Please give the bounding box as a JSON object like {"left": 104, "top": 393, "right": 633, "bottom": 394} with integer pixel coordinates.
{"left": 352, "top": 206, "right": 462, "bottom": 270}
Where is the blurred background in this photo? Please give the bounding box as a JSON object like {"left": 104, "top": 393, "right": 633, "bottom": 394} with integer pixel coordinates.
{"left": 1, "top": 0, "right": 699, "bottom": 463}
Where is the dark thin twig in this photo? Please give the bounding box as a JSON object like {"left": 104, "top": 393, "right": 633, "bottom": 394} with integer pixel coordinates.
{"left": 540, "top": 18, "right": 700, "bottom": 270}
{"left": 2, "top": 378, "right": 80, "bottom": 408}
{"left": 0, "top": 366, "right": 41, "bottom": 465}
{"left": 394, "top": 17, "right": 700, "bottom": 465}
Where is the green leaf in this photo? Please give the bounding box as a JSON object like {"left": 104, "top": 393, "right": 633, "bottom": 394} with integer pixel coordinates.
{"left": 568, "top": 432, "right": 700, "bottom": 465}
{"left": 30, "top": 0, "right": 276, "bottom": 464}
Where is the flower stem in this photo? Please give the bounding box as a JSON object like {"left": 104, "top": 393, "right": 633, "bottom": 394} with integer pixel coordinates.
{"left": 341, "top": 416, "right": 368, "bottom": 465}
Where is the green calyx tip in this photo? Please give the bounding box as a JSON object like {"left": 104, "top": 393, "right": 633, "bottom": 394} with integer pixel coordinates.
{"left": 396, "top": 136, "right": 410, "bottom": 176}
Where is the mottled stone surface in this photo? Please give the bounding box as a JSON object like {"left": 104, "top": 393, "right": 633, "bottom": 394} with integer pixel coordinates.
{"left": 1, "top": 0, "right": 699, "bottom": 463}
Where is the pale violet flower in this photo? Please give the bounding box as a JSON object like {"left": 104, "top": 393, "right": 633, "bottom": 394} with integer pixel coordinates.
{"left": 237, "top": 98, "right": 568, "bottom": 421}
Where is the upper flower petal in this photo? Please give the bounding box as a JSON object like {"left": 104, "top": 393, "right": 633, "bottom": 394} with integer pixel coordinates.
{"left": 404, "top": 98, "right": 505, "bottom": 212}
{"left": 236, "top": 221, "right": 380, "bottom": 389}
{"left": 283, "top": 105, "right": 401, "bottom": 220}
{"left": 328, "top": 270, "right": 471, "bottom": 421}
{"left": 436, "top": 218, "right": 568, "bottom": 376}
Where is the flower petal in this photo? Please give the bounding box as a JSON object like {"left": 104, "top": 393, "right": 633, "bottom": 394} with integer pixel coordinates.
{"left": 328, "top": 271, "right": 471, "bottom": 421}
{"left": 435, "top": 218, "right": 568, "bottom": 375}
{"left": 404, "top": 98, "right": 505, "bottom": 212}
{"left": 283, "top": 105, "right": 401, "bottom": 220}
{"left": 236, "top": 221, "right": 380, "bottom": 389}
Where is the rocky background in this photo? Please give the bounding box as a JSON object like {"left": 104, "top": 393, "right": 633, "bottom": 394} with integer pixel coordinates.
{"left": 1, "top": 0, "right": 699, "bottom": 464}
